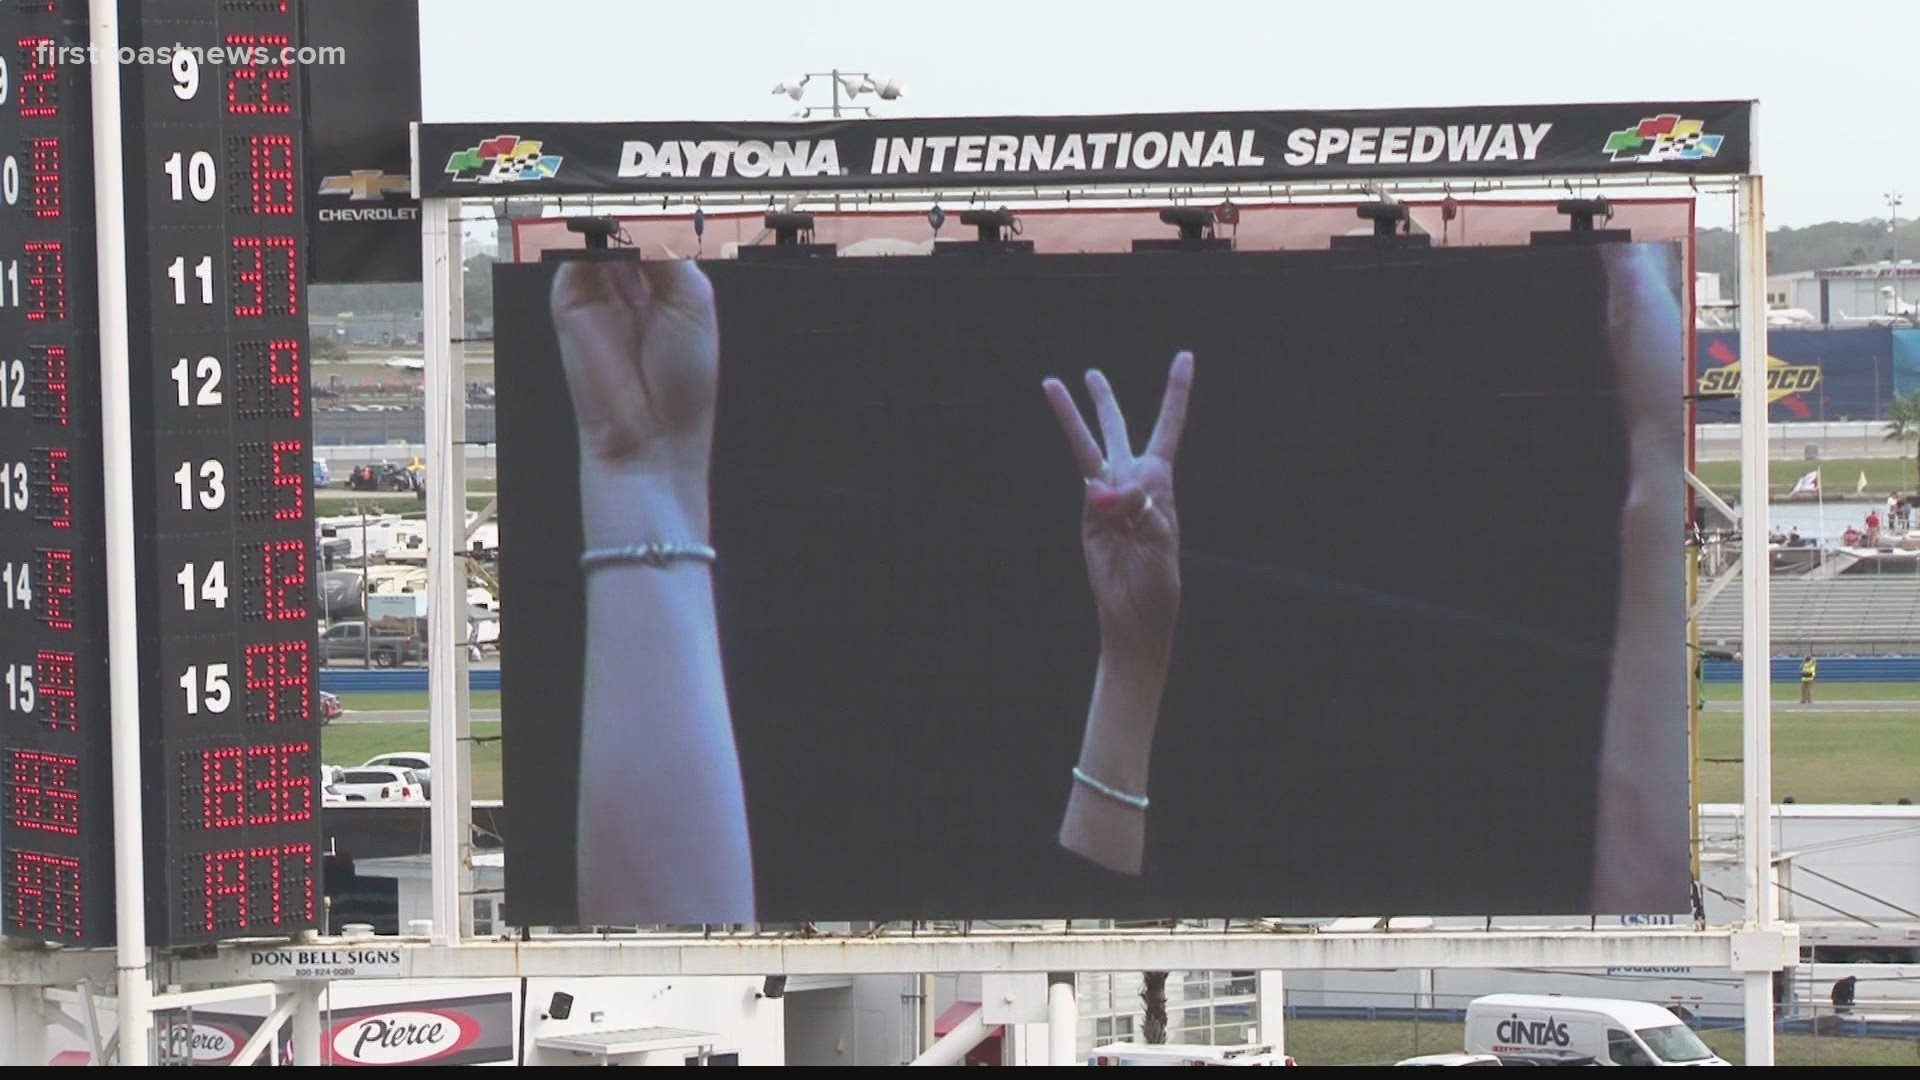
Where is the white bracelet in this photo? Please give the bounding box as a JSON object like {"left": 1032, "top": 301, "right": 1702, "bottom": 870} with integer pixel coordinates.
{"left": 1073, "top": 765, "right": 1149, "bottom": 810}
{"left": 579, "top": 541, "right": 717, "bottom": 571}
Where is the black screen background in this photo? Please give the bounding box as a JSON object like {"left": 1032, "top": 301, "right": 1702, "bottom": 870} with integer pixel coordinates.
{"left": 496, "top": 245, "right": 1685, "bottom": 925}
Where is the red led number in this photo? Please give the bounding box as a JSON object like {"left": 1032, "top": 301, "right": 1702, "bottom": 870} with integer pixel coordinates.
{"left": 236, "top": 439, "right": 305, "bottom": 522}
{"left": 8, "top": 850, "right": 82, "bottom": 940}
{"left": 31, "top": 447, "right": 71, "bottom": 530}
{"left": 30, "top": 345, "right": 70, "bottom": 426}
{"left": 14, "top": 38, "right": 59, "bottom": 119}
{"left": 230, "top": 236, "right": 298, "bottom": 318}
{"left": 224, "top": 34, "right": 293, "bottom": 116}
{"left": 185, "top": 743, "right": 313, "bottom": 831}
{"left": 194, "top": 844, "right": 314, "bottom": 935}
{"left": 37, "top": 547, "right": 74, "bottom": 632}
{"left": 235, "top": 339, "right": 303, "bottom": 419}
{"left": 228, "top": 134, "right": 296, "bottom": 217}
{"left": 30, "top": 137, "right": 62, "bottom": 219}
{"left": 4, "top": 749, "right": 80, "bottom": 835}
{"left": 34, "top": 650, "right": 76, "bottom": 731}
{"left": 23, "top": 241, "right": 65, "bottom": 323}
{"left": 242, "top": 539, "right": 307, "bottom": 622}
{"left": 197, "top": 747, "right": 248, "bottom": 830}
{"left": 243, "top": 640, "right": 309, "bottom": 724}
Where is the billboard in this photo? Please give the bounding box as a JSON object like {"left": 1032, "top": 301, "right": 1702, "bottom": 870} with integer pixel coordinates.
{"left": 494, "top": 243, "right": 1688, "bottom": 926}
{"left": 301, "top": 0, "right": 423, "bottom": 283}
{"left": 1694, "top": 327, "right": 1895, "bottom": 422}
{"left": 420, "top": 101, "right": 1753, "bottom": 197}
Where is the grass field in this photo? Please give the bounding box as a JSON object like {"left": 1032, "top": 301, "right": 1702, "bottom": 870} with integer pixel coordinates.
{"left": 336, "top": 690, "right": 500, "bottom": 712}
{"left": 1700, "top": 710, "right": 1920, "bottom": 803}
{"left": 322, "top": 720, "right": 502, "bottom": 800}
{"left": 1694, "top": 456, "right": 1920, "bottom": 499}
{"left": 1284, "top": 1018, "right": 1917, "bottom": 1066}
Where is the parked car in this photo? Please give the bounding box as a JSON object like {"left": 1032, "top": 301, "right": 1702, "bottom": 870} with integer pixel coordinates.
{"left": 319, "top": 620, "right": 423, "bottom": 667}
{"left": 313, "top": 457, "right": 331, "bottom": 488}
{"left": 330, "top": 766, "right": 426, "bottom": 803}
{"left": 348, "top": 463, "right": 415, "bottom": 492}
{"left": 319, "top": 690, "right": 342, "bottom": 724}
{"left": 362, "top": 753, "right": 430, "bottom": 797}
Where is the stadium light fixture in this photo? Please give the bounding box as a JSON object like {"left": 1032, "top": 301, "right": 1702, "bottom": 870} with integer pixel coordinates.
{"left": 776, "top": 70, "right": 907, "bottom": 118}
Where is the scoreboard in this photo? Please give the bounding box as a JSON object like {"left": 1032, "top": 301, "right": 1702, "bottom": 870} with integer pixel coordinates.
{"left": 0, "top": 1, "right": 113, "bottom": 947}
{"left": 0, "top": 0, "right": 320, "bottom": 948}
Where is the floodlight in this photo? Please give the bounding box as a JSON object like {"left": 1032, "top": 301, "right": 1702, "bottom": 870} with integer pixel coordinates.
{"left": 773, "top": 79, "right": 808, "bottom": 101}
{"left": 872, "top": 75, "right": 906, "bottom": 100}
{"left": 838, "top": 74, "right": 873, "bottom": 98}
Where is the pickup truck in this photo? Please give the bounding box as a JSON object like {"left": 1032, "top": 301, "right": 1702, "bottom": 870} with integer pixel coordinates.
{"left": 319, "top": 620, "right": 423, "bottom": 667}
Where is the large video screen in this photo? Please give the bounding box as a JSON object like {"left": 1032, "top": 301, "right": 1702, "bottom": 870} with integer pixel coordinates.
{"left": 494, "top": 243, "right": 1687, "bottom": 927}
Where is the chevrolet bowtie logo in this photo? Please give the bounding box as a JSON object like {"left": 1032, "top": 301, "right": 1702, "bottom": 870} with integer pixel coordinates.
{"left": 318, "top": 170, "right": 412, "bottom": 200}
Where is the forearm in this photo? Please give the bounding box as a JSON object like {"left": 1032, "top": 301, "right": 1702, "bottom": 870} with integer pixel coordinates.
{"left": 1060, "top": 647, "right": 1169, "bottom": 876}
{"left": 575, "top": 479, "right": 755, "bottom": 925}
{"left": 1593, "top": 483, "right": 1681, "bottom": 906}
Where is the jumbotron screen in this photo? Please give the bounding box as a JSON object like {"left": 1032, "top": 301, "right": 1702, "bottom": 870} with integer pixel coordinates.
{"left": 493, "top": 242, "right": 1689, "bottom": 927}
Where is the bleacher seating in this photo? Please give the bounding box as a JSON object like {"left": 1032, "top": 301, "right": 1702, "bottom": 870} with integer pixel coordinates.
{"left": 1697, "top": 577, "right": 1920, "bottom": 652}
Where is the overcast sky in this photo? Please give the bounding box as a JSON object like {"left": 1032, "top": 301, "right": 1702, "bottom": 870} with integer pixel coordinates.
{"left": 417, "top": 0, "right": 1900, "bottom": 229}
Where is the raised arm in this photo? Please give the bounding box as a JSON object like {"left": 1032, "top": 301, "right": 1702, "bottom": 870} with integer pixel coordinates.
{"left": 1041, "top": 352, "right": 1194, "bottom": 876}
{"left": 1591, "top": 244, "right": 1690, "bottom": 912}
{"left": 551, "top": 258, "right": 755, "bottom": 925}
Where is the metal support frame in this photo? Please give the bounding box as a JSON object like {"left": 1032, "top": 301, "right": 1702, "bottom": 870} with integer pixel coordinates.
{"left": 1045, "top": 974, "right": 1077, "bottom": 1066}
{"left": 85, "top": 0, "right": 151, "bottom": 1065}
{"left": 423, "top": 194, "right": 476, "bottom": 943}
{"left": 0, "top": 115, "right": 1766, "bottom": 1069}
{"left": 1735, "top": 172, "right": 1779, "bottom": 1067}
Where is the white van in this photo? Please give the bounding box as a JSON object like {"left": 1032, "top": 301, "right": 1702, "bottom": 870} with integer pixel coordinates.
{"left": 1465, "top": 994, "right": 1729, "bottom": 1067}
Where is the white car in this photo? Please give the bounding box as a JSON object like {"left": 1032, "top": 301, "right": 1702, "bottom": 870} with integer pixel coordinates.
{"left": 332, "top": 765, "right": 427, "bottom": 802}
{"left": 363, "top": 753, "right": 431, "bottom": 797}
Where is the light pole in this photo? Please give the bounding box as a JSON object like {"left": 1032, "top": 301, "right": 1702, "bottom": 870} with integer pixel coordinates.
{"left": 1888, "top": 192, "right": 1904, "bottom": 265}
{"left": 772, "top": 70, "right": 906, "bottom": 119}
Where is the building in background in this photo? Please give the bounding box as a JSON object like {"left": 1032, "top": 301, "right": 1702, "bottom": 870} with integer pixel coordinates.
{"left": 1767, "top": 262, "right": 1920, "bottom": 325}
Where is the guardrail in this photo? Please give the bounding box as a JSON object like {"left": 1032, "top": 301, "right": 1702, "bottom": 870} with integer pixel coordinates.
{"left": 320, "top": 668, "right": 502, "bottom": 692}
{"left": 1700, "top": 657, "right": 1920, "bottom": 682}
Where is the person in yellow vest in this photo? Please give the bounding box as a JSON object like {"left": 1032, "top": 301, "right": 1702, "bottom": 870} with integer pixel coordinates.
{"left": 1800, "top": 654, "right": 1817, "bottom": 704}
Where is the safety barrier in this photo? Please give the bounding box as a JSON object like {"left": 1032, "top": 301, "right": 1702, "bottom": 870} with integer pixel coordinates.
{"left": 1700, "top": 657, "right": 1920, "bottom": 682}
{"left": 319, "top": 668, "right": 502, "bottom": 693}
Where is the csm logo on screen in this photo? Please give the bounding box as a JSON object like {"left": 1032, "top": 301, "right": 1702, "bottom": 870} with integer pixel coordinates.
{"left": 444, "top": 135, "right": 563, "bottom": 184}
{"left": 1603, "top": 114, "right": 1724, "bottom": 163}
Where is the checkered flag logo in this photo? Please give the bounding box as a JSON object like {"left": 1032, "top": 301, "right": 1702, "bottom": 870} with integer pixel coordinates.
{"left": 1603, "top": 114, "right": 1724, "bottom": 163}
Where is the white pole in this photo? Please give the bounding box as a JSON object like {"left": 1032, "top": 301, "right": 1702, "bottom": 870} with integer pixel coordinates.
{"left": 423, "top": 192, "right": 466, "bottom": 943}
{"left": 87, "top": 0, "right": 151, "bottom": 1065}
{"left": 447, "top": 212, "right": 474, "bottom": 937}
{"left": 1046, "top": 974, "right": 1077, "bottom": 1066}
{"left": 1737, "top": 171, "right": 1778, "bottom": 1068}
{"left": 290, "top": 985, "right": 322, "bottom": 1067}
{"left": 1254, "top": 971, "right": 1286, "bottom": 1052}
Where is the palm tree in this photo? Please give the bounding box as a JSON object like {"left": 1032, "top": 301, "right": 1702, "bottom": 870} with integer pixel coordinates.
{"left": 1885, "top": 390, "right": 1920, "bottom": 490}
{"left": 1141, "top": 972, "right": 1169, "bottom": 1044}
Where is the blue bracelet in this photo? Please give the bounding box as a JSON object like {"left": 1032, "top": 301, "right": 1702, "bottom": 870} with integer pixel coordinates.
{"left": 1073, "top": 766, "right": 1149, "bottom": 810}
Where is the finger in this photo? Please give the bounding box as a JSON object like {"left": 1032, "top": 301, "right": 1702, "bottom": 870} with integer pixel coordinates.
{"left": 1043, "top": 378, "right": 1106, "bottom": 479}
{"left": 638, "top": 257, "right": 717, "bottom": 322}
{"left": 550, "top": 260, "right": 621, "bottom": 317}
{"left": 1145, "top": 351, "right": 1194, "bottom": 465}
{"left": 1084, "top": 369, "right": 1133, "bottom": 464}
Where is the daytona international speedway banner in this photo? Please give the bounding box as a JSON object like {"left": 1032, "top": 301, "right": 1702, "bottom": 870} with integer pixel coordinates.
{"left": 416, "top": 101, "right": 1753, "bottom": 197}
